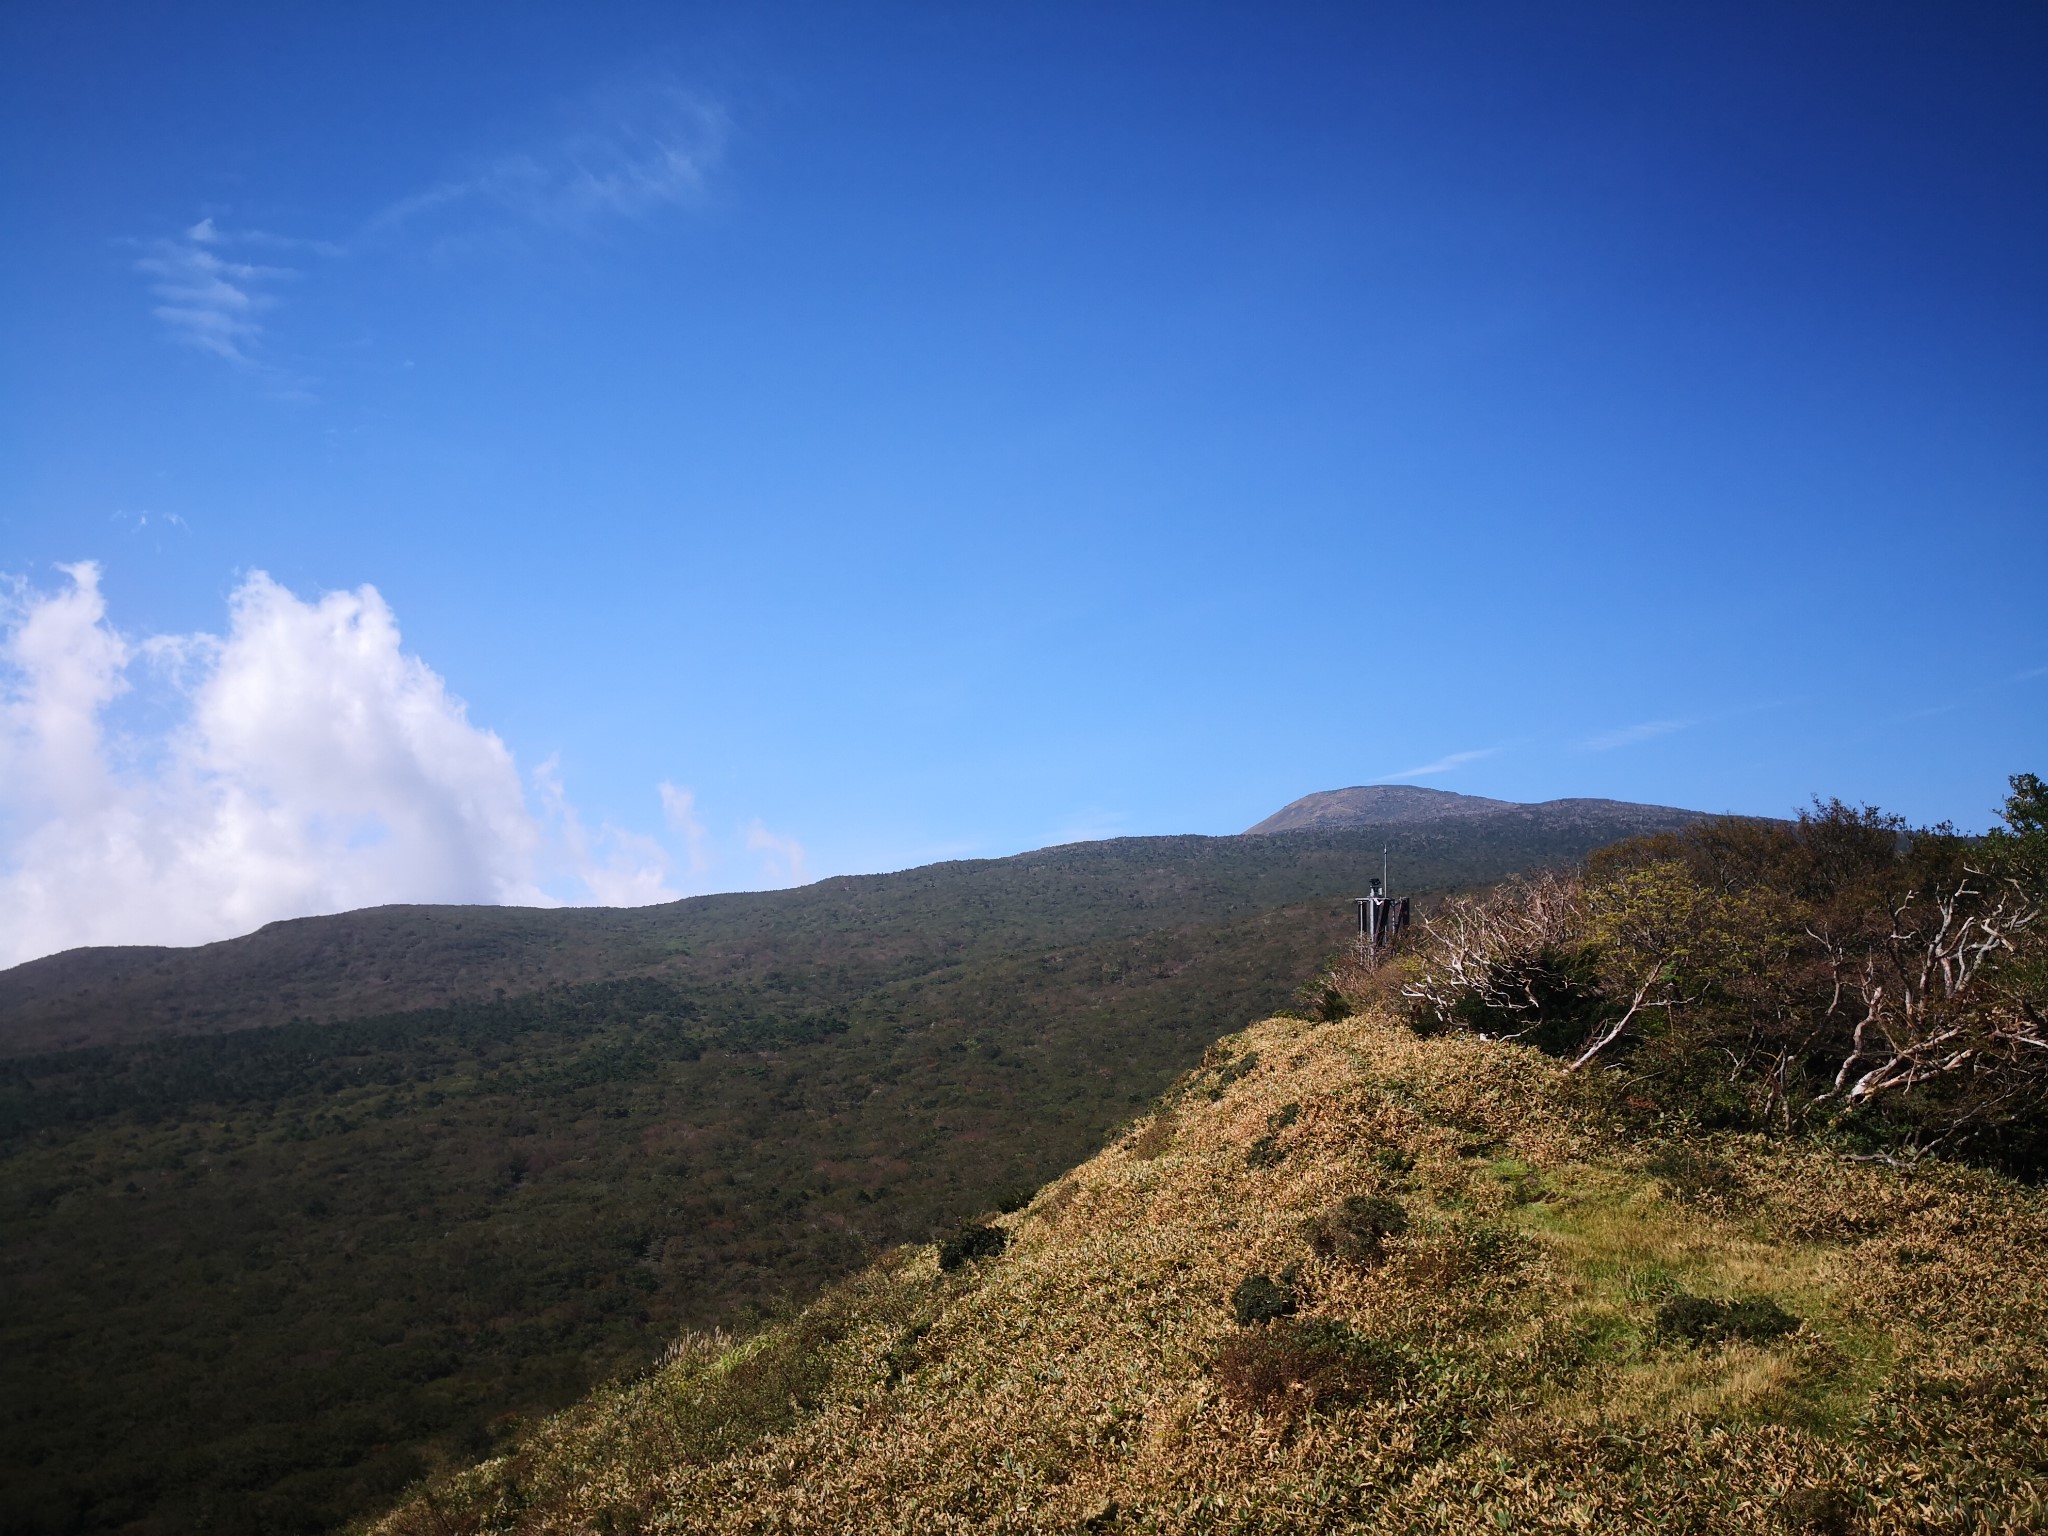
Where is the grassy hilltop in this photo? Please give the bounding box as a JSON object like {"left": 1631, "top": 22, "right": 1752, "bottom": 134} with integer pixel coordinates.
{"left": 363, "top": 1008, "right": 2048, "bottom": 1535}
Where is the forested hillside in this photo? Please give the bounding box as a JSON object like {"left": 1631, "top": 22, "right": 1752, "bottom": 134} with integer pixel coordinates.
{"left": 0, "top": 801, "right": 1696, "bottom": 1536}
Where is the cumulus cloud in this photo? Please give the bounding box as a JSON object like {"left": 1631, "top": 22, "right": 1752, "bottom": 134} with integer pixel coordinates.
{"left": 0, "top": 565, "right": 681, "bottom": 967}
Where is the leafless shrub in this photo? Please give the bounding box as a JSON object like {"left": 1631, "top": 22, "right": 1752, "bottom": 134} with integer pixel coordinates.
{"left": 1305, "top": 1193, "right": 1407, "bottom": 1264}
{"left": 1213, "top": 1318, "right": 1403, "bottom": 1419}
{"left": 1401, "top": 873, "right": 1587, "bottom": 1039}
{"left": 1814, "top": 867, "right": 2044, "bottom": 1121}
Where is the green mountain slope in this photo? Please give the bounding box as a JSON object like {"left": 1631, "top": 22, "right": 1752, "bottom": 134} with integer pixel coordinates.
{"left": 0, "top": 803, "right": 1702, "bottom": 1535}
{"left": 366, "top": 1010, "right": 2048, "bottom": 1536}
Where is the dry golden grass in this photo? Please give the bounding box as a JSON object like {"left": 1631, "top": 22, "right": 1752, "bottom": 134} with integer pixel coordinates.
{"left": 363, "top": 1012, "right": 2048, "bottom": 1535}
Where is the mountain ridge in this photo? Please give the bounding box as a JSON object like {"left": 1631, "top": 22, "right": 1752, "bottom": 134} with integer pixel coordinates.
{"left": 1, "top": 795, "right": 1710, "bottom": 1057}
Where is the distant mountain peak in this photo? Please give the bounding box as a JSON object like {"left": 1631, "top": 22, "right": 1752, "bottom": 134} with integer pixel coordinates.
{"left": 1245, "top": 784, "right": 1704, "bottom": 836}
{"left": 1244, "top": 785, "right": 1516, "bottom": 834}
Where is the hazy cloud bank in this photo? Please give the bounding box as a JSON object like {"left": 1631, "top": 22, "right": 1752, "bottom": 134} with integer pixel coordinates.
{"left": 0, "top": 565, "right": 803, "bottom": 968}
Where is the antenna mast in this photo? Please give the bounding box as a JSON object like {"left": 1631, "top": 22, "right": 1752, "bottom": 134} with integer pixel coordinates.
{"left": 1353, "top": 847, "right": 1411, "bottom": 962}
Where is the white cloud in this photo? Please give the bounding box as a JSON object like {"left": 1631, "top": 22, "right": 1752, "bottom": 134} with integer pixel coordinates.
{"left": 0, "top": 565, "right": 683, "bottom": 968}
{"left": 1380, "top": 748, "right": 1496, "bottom": 781}
{"left": 1582, "top": 718, "right": 1693, "bottom": 752}
{"left": 744, "top": 820, "right": 809, "bottom": 888}
{"left": 0, "top": 563, "right": 131, "bottom": 816}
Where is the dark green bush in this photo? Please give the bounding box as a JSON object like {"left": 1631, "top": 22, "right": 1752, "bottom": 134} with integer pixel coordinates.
{"left": 1656, "top": 1293, "right": 1800, "bottom": 1346}
{"left": 1720, "top": 1296, "right": 1801, "bottom": 1342}
{"left": 1779, "top": 1484, "right": 1858, "bottom": 1535}
{"left": 1307, "top": 1194, "right": 1408, "bottom": 1263}
{"left": 881, "top": 1320, "right": 933, "bottom": 1386}
{"left": 936, "top": 1223, "right": 1009, "bottom": 1271}
{"left": 1207, "top": 1051, "right": 1261, "bottom": 1100}
{"left": 1230, "top": 1270, "right": 1298, "bottom": 1327}
{"left": 1129, "top": 1111, "right": 1178, "bottom": 1161}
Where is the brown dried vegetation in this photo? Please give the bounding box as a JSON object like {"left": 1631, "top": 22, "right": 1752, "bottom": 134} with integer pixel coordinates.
{"left": 362, "top": 1011, "right": 2048, "bottom": 1535}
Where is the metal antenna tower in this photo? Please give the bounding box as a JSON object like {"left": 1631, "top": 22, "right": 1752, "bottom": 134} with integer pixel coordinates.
{"left": 1354, "top": 849, "right": 1411, "bottom": 960}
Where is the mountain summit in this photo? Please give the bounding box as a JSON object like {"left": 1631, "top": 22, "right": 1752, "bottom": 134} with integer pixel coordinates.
{"left": 1246, "top": 785, "right": 1701, "bottom": 836}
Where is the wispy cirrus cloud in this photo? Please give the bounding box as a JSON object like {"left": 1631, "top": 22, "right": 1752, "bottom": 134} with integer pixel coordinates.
{"left": 132, "top": 218, "right": 297, "bottom": 367}
{"left": 1582, "top": 718, "right": 1694, "bottom": 752}
{"left": 1380, "top": 748, "right": 1496, "bottom": 781}
{"left": 129, "top": 78, "right": 726, "bottom": 376}
{"left": 366, "top": 83, "right": 726, "bottom": 246}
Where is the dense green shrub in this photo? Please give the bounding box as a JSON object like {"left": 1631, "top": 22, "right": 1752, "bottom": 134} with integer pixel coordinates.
{"left": 1306, "top": 1194, "right": 1408, "bottom": 1263}
{"left": 1645, "top": 1144, "right": 1742, "bottom": 1203}
{"left": 1230, "top": 1270, "right": 1298, "bottom": 1326}
{"left": 936, "top": 1223, "right": 1008, "bottom": 1271}
{"left": 1778, "top": 1483, "right": 1858, "bottom": 1534}
{"left": 1205, "top": 1050, "right": 1261, "bottom": 1100}
{"left": 1656, "top": 1293, "right": 1801, "bottom": 1347}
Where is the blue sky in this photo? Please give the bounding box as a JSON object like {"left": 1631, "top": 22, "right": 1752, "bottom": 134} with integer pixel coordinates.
{"left": 2, "top": 2, "right": 2044, "bottom": 958}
